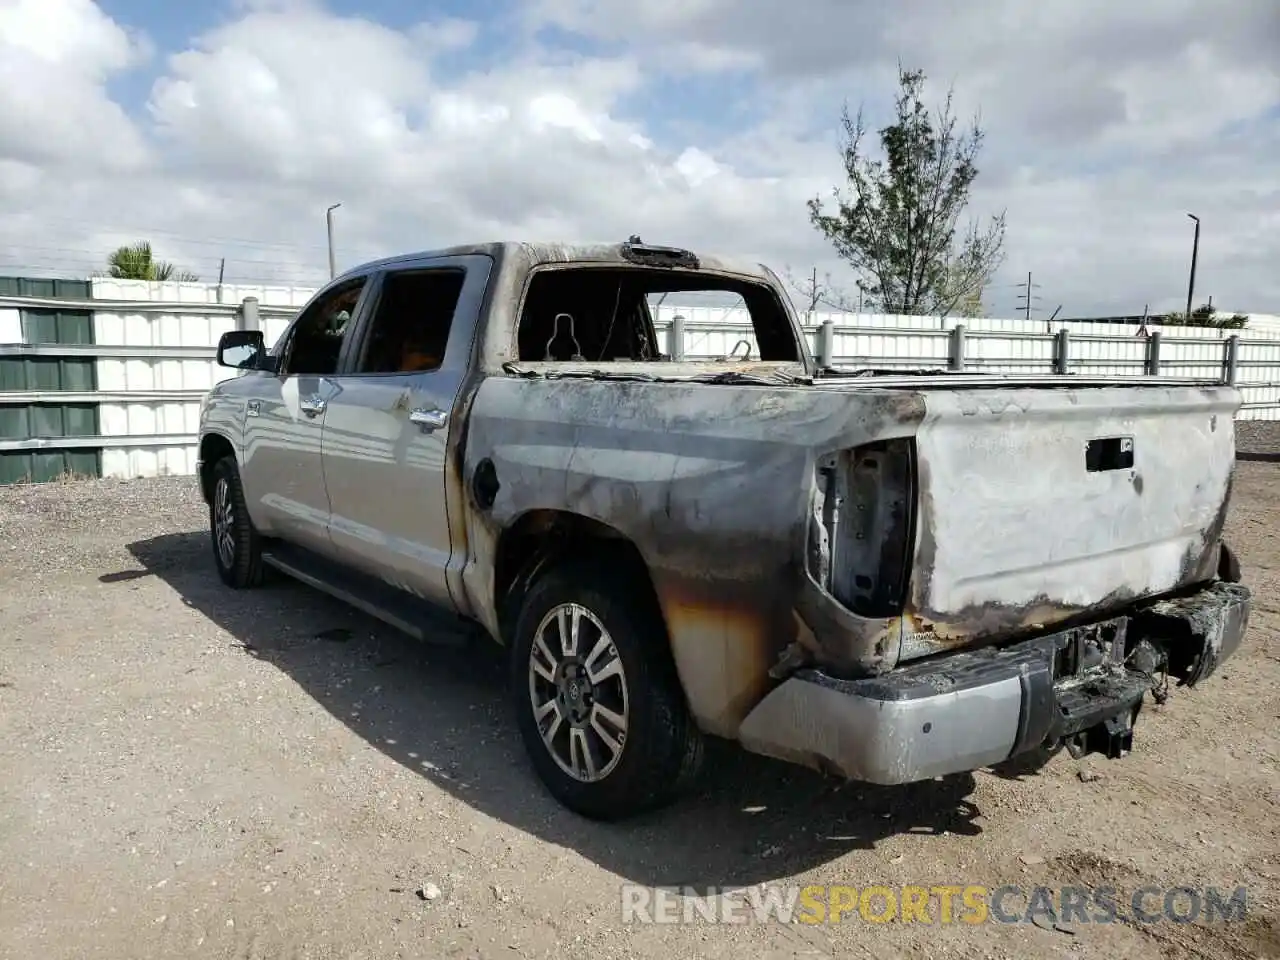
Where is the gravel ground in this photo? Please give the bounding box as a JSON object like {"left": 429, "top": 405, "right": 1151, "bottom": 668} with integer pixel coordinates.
{"left": 1, "top": 426, "right": 1279, "bottom": 960}
{"left": 1235, "top": 419, "right": 1280, "bottom": 460}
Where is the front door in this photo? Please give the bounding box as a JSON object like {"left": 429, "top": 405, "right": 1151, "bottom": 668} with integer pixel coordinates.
{"left": 239, "top": 275, "right": 371, "bottom": 557}
{"left": 321, "top": 257, "right": 490, "bottom": 610}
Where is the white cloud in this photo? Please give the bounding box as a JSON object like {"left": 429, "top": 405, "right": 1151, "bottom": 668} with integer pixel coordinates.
{"left": 147, "top": 7, "right": 430, "bottom": 182}
{"left": 0, "top": 0, "right": 150, "bottom": 170}
{"left": 0, "top": 0, "right": 1274, "bottom": 317}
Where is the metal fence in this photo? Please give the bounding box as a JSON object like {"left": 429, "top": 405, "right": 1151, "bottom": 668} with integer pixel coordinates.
{"left": 1, "top": 277, "right": 1277, "bottom": 483}
{"left": 656, "top": 307, "right": 1279, "bottom": 417}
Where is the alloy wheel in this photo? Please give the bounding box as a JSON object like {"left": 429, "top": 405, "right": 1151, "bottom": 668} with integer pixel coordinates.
{"left": 527, "top": 602, "right": 630, "bottom": 783}
{"left": 213, "top": 477, "right": 236, "bottom": 570}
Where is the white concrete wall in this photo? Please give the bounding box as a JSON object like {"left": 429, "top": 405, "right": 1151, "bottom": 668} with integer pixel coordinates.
{"left": 80, "top": 282, "right": 315, "bottom": 477}
{"left": 77, "top": 295, "right": 1280, "bottom": 478}
{"left": 101, "top": 444, "right": 199, "bottom": 481}
{"left": 90, "top": 278, "right": 315, "bottom": 308}
{"left": 99, "top": 400, "right": 202, "bottom": 438}
{"left": 0, "top": 308, "right": 21, "bottom": 344}
{"left": 5, "top": 279, "right": 1279, "bottom": 481}
{"left": 653, "top": 306, "right": 1278, "bottom": 421}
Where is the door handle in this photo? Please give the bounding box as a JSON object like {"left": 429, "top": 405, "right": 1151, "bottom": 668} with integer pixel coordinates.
{"left": 409, "top": 407, "right": 448, "bottom": 432}
{"left": 300, "top": 396, "right": 327, "bottom": 418}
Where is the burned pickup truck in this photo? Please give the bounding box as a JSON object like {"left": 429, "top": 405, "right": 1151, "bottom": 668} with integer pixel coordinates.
{"left": 199, "top": 239, "right": 1250, "bottom": 820}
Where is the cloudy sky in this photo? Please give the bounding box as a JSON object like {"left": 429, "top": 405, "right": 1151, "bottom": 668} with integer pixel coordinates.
{"left": 0, "top": 0, "right": 1276, "bottom": 317}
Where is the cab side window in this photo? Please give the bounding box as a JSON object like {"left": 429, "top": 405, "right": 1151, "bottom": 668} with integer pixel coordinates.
{"left": 356, "top": 268, "right": 465, "bottom": 374}
{"left": 279, "top": 278, "right": 366, "bottom": 376}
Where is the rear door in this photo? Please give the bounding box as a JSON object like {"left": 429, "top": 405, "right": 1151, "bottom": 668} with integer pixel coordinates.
{"left": 321, "top": 255, "right": 492, "bottom": 610}
{"left": 239, "top": 274, "right": 373, "bottom": 557}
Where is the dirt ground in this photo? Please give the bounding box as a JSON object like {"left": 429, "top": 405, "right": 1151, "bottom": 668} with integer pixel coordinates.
{"left": 1, "top": 439, "right": 1279, "bottom": 959}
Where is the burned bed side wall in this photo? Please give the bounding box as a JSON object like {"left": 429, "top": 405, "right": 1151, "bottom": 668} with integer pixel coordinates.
{"left": 900, "top": 384, "right": 1242, "bottom": 659}
{"left": 457, "top": 375, "right": 924, "bottom": 736}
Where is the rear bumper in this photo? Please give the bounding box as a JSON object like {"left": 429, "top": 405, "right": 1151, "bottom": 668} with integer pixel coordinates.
{"left": 737, "top": 581, "right": 1251, "bottom": 785}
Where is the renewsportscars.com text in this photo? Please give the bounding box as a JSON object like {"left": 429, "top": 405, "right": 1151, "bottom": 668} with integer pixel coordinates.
{"left": 620, "top": 884, "right": 1250, "bottom": 926}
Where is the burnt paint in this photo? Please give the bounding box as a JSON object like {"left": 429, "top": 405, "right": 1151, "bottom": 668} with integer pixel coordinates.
{"left": 472, "top": 458, "right": 499, "bottom": 509}
{"left": 899, "top": 384, "right": 1240, "bottom": 661}
{"left": 461, "top": 374, "right": 925, "bottom": 733}
{"left": 900, "top": 480, "right": 1231, "bottom": 662}
{"left": 427, "top": 241, "right": 1245, "bottom": 734}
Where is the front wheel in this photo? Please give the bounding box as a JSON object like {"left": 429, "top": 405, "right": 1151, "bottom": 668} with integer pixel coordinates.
{"left": 209, "top": 456, "right": 265, "bottom": 589}
{"left": 510, "top": 558, "right": 703, "bottom": 820}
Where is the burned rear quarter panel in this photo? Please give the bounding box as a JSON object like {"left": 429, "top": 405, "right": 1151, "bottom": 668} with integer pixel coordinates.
{"left": 458, "top": 375, "right": 924, "bottom": 737}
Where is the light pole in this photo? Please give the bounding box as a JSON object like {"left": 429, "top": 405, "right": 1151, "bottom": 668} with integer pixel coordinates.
{"left": 1185, "top": 213, "right": 1200, "bottom": 319}
{"left": 326, "top": 203, "right": 342, "bottom": 279}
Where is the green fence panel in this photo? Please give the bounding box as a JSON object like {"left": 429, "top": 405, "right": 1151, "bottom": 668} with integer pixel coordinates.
{"left": 61, "top": 358, "right": 96, "bottom": 391}
{"left": 0, "top": 276, "right": 92, "bottom": 300}
{"left": 0, "top": 448, "right": 101, "bottom": 484}
{"left": 30, "top": 405, "right": 63, "bottom": 437}
{"left": 0, "top": 406, "right": 25, "bottom": 439}
{"left": 20, "top": 309, "right": 95, "bottom": 344}
{"left": 0, "top": 358, "right": 22, "bottom": 392}
{"left": 29, "top": 360, "right": 62, "bottom": 391}
{"left": 0, "top": 404, "right": 99, "bottom": 441}
{"left": 0, "top": 357, "right": 97, "bottom": 392}
{"left": 63, "top": 403, "right": 98, "bottom": 435}
{"left": 0, "top": 452, "right": 26, "bottom": 484}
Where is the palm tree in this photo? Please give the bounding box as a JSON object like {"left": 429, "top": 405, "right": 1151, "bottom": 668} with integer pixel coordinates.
{"left": 105, "top": 241, "right": 199, "bottom": 281}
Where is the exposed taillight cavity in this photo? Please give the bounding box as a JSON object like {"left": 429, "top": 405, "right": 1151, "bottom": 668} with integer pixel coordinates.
{"left": 808, "top": 439, "right": 916, "bottom": 618}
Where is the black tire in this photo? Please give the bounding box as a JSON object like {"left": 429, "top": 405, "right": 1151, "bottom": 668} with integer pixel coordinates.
{"left": 510, "top": 556, "right": 704, "bottom": 820}
{"left": 209, "top": 456, "right": 265, "bottom": 589}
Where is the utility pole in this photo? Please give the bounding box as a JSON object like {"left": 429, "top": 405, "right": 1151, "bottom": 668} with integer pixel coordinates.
{"left": 326, "top": 202, "right": 342, "bottom": 279}
{"left": 1185, "top": 213, "right": 1200, "bottom": 319}
{"left": 1015, "top": 271, "right": 1042, "bottom": 322}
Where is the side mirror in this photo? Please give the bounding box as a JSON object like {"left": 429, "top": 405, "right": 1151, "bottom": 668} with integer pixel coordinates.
{"left": 217, "top": 330, "right": 267, "bottom": 370}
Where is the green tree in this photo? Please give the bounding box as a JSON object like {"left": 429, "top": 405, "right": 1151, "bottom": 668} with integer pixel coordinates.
{"left": 954, "top": 281, "right": 986, "bottom": 319}
{"left": 1161, "top": 303, "right": 1247, "bottom": 329}
{"left": 808, "top": 67, "right": 1006, "bottom": 316}
{"left": 106, "top": 241, "right": 199, "bottom": 282}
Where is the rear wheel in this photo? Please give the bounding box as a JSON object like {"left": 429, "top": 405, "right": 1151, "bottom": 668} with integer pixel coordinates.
{"left": 510, "top": 557, "right": 703, "bottom": 820}
{"left": 209, "top": 456, "right": 265, "bottom": 589}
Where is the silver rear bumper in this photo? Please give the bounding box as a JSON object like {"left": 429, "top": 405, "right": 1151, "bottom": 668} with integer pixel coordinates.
{"left": 737, "top": 581, "right": 1251, "bottom": 784}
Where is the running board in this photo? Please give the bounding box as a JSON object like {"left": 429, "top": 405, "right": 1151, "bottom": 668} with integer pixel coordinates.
{"left": 261, "top": 544, "right": 474, "bottom": 647}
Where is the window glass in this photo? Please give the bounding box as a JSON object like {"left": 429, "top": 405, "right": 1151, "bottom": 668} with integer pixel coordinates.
{"left": 280, "top": 280, "right": 365, "bottom": 376}
{"left": 357, "top": 269, "right": 466, "bottom": 374}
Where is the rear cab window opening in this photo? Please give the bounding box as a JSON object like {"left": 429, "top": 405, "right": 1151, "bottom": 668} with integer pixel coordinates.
{"left": 512, "top": 265, "right": 802, "bottom": 365}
